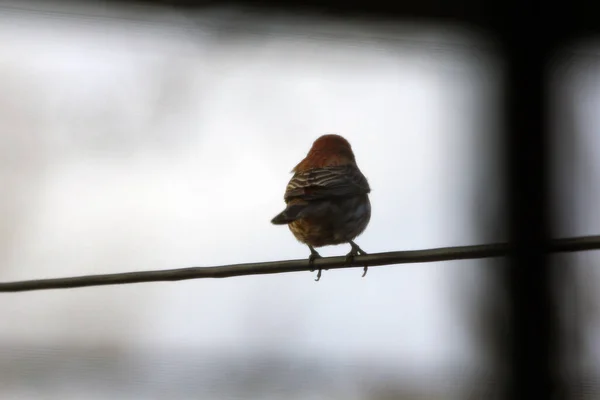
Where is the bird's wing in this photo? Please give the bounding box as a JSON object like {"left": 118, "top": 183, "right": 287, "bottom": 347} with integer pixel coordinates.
{"left": 284, "top": 165, "right": 370, "bottom": 201}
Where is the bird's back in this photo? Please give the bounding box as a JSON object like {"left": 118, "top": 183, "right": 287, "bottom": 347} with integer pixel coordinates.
{"left": 287, "top": 194, "right": 371, "bottom": 247}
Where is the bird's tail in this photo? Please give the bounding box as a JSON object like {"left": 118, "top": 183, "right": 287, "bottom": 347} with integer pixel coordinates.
{"left": 271, "top": 211, "right": 296, "bottom": 225}
{"left": 271, "top": 204, "right": 305, "bottom": 225}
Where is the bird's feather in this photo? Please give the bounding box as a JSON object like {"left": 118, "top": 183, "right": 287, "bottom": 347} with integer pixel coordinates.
{"left": 284, "top": 165, "right": 370, "bottom": 202}
{"left": 270, "top": 203, "right": 307, "bottom": 224}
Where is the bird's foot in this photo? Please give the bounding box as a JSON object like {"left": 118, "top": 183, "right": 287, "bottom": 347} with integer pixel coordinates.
{"left": 345, "top": 240, "right": 369, "bottom": 277}
{"left": 308, "top": 246, "right": 324, "bottom": 281}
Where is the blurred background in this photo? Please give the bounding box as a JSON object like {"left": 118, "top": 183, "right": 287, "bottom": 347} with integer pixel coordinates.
{"left": 0, "top": 0, "right": 590, "bottom": 399}
{"left": 551, "top": 47, "right": 600, "bottom": 398}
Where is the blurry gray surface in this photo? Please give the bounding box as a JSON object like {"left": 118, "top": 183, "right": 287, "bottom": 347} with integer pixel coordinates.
{"left": 1, "top": 346, "right": 499, "bottom": 399}
{"left": 552, "top": 49, "right": 600, "bottom": 398}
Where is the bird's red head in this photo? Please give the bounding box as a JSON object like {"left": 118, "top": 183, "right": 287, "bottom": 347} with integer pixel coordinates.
{"left": 293, "top": 134, "right": 357, "bottom": 172}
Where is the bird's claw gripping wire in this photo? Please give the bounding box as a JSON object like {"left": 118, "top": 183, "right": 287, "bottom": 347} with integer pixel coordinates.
{"left": 345, "top": 240, "right": 369, "bottom": 277}
{"left": 308, "top": 246, "right": 325, "bottom": 281}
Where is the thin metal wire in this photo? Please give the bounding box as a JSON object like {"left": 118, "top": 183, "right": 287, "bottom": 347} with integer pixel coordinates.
{"left": 1, "top": 235, "right": 598, "bottom": 292}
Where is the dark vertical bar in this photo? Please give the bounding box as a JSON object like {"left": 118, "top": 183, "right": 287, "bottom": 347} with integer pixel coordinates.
{"left": 503, "top": 11, "right": 557, "bottom": 400}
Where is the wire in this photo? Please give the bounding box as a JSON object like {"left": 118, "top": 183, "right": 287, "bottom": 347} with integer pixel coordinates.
{"left": 1, "top": 235, "right": 598, "bottom": 292}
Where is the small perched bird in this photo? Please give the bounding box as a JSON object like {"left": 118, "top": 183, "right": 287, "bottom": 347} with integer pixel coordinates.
{"left": 271, "top": 134, "right": 371, "bottom": 281}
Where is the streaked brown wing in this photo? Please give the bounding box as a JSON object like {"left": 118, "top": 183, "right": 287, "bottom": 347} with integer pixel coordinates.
{"left": 284, "top": 165, "right": 370, "bottom": 202}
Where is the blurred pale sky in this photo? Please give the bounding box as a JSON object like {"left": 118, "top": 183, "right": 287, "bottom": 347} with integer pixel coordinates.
{"left": 0, "top": 2, "right": 508, "bottom": 396}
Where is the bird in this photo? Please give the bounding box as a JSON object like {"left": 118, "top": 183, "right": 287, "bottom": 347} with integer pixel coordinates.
{"left": 271, "top": 134, "right": 371, "bottom": 281}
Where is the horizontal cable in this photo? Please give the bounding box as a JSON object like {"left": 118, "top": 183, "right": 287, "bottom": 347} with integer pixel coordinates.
{"left": 1, "top": 235, "right": 599, "bottom": 292}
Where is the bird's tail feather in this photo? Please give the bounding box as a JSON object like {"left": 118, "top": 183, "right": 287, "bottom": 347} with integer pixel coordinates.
{"left": 271, "top": 213, "right": 294, "bottom": 224}
{"left": 271, "top": 204, "right": 305, "bottom": 225}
